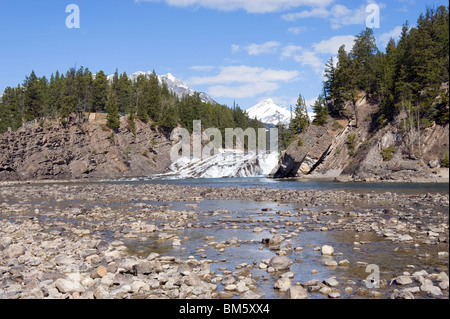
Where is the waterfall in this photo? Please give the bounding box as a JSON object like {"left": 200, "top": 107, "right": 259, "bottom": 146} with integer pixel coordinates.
{"left": 159, "top": 149, "right": 280, "bottom": 179}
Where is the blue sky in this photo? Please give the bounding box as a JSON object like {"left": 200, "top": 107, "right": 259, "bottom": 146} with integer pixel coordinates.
{"left": 0, "top": 0, "right": 448, "bottom": 111}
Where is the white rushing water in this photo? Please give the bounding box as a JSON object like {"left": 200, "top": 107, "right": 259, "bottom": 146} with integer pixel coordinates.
{"left": 160, "top": 149, "right": 280, "bottom": 179}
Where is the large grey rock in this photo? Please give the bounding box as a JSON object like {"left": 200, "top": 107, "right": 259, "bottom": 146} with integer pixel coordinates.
{"left": 274, "top": 277, "right": 291, "bottom": 292}
{"left": 399, "top": 234, "right": 414, "bottom": 242}
{"left": 54, "top": 279, "right": 85, "bottom": 294}
{"left": 420, "top": 284, "right": 443, "bottom": 296}
{"left": 269, "top": 234, "right": 283, "bottom": 246}
{"left": 93, "top": 285, "right": 110, "bottom": 299}
{"left": 321, "top": 245, "right": 334, "bottom": 256}
{"left": 5, "top": 244, "right": 25, "bottom": 258}
{"left": 55, "top": 255, "right": 76, "bottom": 266}
{"left": 429, "top": 160, "right": 440, "bottom": 168}
{"left": 324, "top": 277, "right": 340, "bottom": 287}
{"left": 390, "top": 290, "right": 415, "bottom": 299}
{"left": 0, "top": 237, "right": 13, "bottom": 247}
{"left": 95, "top": 240, "right": 110, "bottom": 252}
{"left": 269, "top": 256, "right": 293, "bottom": 271}
{"left": 395, "top": 276, "right": 413, "bottom": 285}
{"left": 283, "top": 286, "right": 308, "bottom": 299}
{"left": 113, "top": 273, "right": 133, "bottom": 286}
{"left": 133, "top": 262, "right": 154, "bottom": 275}
{"left": 437, "top": 272, "right": 449, "bottom": 282}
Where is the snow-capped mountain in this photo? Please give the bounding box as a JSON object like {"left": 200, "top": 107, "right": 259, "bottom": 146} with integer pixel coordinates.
{"left": 109, "top": 71, "right": 217, "bottom": 105}
{"left": 246, "top": 98, "right": 292, "bottom": 126}
{"left": 158, "top": 73, "right": 217, "bottom": 105}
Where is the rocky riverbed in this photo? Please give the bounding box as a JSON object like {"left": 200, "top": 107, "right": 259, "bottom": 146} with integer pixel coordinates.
{"left": 0, "top": 182, "right": 448, "bottom": 299}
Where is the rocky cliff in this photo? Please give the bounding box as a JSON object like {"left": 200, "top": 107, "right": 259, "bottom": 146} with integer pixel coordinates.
{"left": 0, "top": 118, "right": 173, "bottom": 181}
{"left": 269, "top": 96, "right": 449, "bottom": 182}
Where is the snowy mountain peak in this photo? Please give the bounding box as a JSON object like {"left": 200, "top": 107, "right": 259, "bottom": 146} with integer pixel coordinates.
{"left": 246, "top": 99, "right": 292, "bottom": 126}
{"left": 164, "top": 73, "right": 176, "bottom": 82}
{"left": 108, "top": 71, "right": 217, "bottom": 105}
{"left": 158, "top": 73, "right": 216, "bottom": 105}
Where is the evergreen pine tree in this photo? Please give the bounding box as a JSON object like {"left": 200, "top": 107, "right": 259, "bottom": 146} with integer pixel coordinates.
{"left": 60, "top": 68, "right": 78, "bottom": 118}
{"left": 147, "top": 71, "right": 161, "bottom": 123}
{"left": 106, "top": 90, "right": 121, "bottom": 131}
{"left": 289, "top": 94, "right": 310, "bottom": 134}
{"left": 117, "top": 72, "right": 131, "bottom": 113}
{"left": 323, "top": 57, "right": 335, "bottom": 100}
{"left": 92, "top": 70, "right": 108, "bottom": 112}
{"left": 135, "top": 74, "right": 150, "bottom": 123}
{"left": 23, "top": 70, "right": 44, "bottom": 122}
{"left": 75, "top": 66, "right": 93, "bottom": 119}
{"left": 350, "top": 28, "right": 379, "bottom": 93}
{"left": 312, "top": 95, "right": 329, "bottom": 126}
{"left": 48, "top": 71, "right": 63, "bottom": 119}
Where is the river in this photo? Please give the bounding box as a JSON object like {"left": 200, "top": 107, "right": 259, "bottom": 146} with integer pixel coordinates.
{"left": 0, "top": 178, "right": 448, "bottom": 299}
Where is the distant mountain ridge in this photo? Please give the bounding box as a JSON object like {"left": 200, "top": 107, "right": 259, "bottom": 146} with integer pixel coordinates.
{"left": 108, "top": 71, "right": 217, "bottom": 105}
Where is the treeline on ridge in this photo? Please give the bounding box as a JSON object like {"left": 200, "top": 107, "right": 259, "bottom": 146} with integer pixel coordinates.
{"left": 272, "top": 6, "right": 449, "bottom": 151}
{"left": 322, "top": 5, "right": 449, "bottom": 128}
{"left": 0, "top": 69, "right": 264, "bottom": 134}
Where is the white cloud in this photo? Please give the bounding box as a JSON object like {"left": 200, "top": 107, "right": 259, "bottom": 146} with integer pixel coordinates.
{"left": 329, "top": 4, "right": 367, "bottom": 29}
{"left": 209, "top": 82, "right": 279, "bottom": 98}
{"left": 189, "top": 65, "right": 215, "bottom": 71}
{"left": 231, "top": 44, "right": 240, "bottom": 54}
{"left": 282, "top": 7, "right": 329, "bottom": 21}
{"left": 287, "top": 26, "right": 308, "bottom": 35}
{"left": 135, "top": 0, "right": 335, "bottom": 14}
{"left": 188, "top": 65, "right": 300, "bottom": 98}
{"left": 281, "top": 45, "right": 322, "bottom": 72}
{"left": 190, "top": 65, "right": 300, "bottom": 85}
{"left": 245, "top": 41, "right": 281, "bottom": 56}
{"left": 280, "top": 34, "right": 355, "bottom": 73}
{"left": 281, "top": 45, "right": 303, "bottom": 59}
{"left": 378, "top": 25, "right": 403, "bottom": 48}
{"left": 282, "top": 1, "right": 384, "bottom": 29}
{"left": 312, "top": 35, "right": 355, "bottom": 55}
{"left": 295, "top": 50, "right": 323, "bottom": 71}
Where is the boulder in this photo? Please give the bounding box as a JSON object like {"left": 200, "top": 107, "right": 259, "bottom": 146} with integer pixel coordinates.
{"left": 395, "top": 276, "right": 413, "bottom": 286}
{"left": 390, "top": 290, "right": 415, "bottom": 299}
{"left": 321, "top": 245, "right": 334, "bottom": 256}
{"left": 274, "top": 277, "right": 291, "bottom": 292}
{"left": 90, "top": 265, "right": 107, "bottom": 279}
{"left": 283, "top": 286, "right": 308, "bottom": 299}
{"left": 268, "top": 256, "right": 293, "bottom": 271}
{"left": 269, "top": 234, "right": 283, "bottom": 246}
{"left": 5, "top": 244, "right": 25, "bottom": 259}
{"left": 420, "top": 284, "right": 443, "bottom": 296}
{"left": 54, "top": 279, "right": 86, "bottom": 294}
{"left": 324, "top": 277, "right": 339, "bottom": 287}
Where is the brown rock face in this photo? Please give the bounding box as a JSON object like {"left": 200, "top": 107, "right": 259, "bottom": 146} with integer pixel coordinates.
{"left": 269, "top": 96, "right": 449, "bottom": 182}
{"left": 0, "top": 118, "right": 173, "bottom": 181}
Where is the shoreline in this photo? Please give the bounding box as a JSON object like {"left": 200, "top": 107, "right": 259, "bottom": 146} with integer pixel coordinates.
{"left": 1, "top": 172, "right": 449, "bottom": 187}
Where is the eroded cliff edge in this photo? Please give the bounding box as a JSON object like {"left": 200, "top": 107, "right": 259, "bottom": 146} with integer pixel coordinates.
{"left": 0, "top": 119, "right": 172, "bottom": 181}
{"left": 269, "top": 96, "right": 449, "bottom": 182}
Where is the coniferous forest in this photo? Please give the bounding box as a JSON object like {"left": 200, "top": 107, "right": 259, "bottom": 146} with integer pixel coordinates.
{"left": 0, "top": 69, "right": 264, "bottom": 135}
{"left": 322, "top": 5, "right": 449, "bottom": 128}
{"left": 269, "top": 6, "right": 449, "bottom": 151}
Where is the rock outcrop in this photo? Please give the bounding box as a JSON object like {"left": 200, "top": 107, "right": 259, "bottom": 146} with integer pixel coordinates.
{"left": 270, "top": 96, "right": 449, "bottom": 182}
{"left": 0, "top": 118, "right": 173, "bottom": 181}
